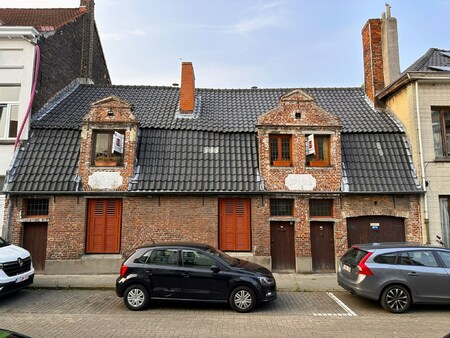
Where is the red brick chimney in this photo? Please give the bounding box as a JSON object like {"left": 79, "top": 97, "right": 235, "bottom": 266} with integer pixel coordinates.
{"left": 362, "top": 18, "right": 384, "bottom": 103}
{"left": 80, "top": 0, "right": 95, "bottom": 79}
{"left": 362, "top": 4, "right": 400, "bottom": 104}
{"left": 179, "top": 62, "right": 195, "bottom": 114}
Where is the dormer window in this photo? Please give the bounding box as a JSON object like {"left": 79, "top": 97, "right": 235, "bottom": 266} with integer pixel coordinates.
{"left": 92, "top": 130, "right": 124, "bottom": 167}
{"left": 270, "top": 134, "right": 292, "bottom": 166}
{"left": 306, "top": 134, "right": 330, "bottom": 167}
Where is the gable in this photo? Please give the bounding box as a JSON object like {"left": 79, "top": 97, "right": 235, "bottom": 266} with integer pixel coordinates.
{"left": 257, "top": 89, "right": 341, "bottom": 128}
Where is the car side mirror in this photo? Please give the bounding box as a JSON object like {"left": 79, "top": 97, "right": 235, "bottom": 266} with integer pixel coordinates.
{"left": 211, "top": 265, "right": 221, "bottom": 273}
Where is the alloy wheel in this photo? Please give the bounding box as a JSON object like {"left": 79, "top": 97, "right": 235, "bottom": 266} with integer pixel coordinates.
{"left": 127, "top": 288, "right": 145, "bottom": 308}
{"left": 233, "top": 289, "right": 252, "bottom": 310}
{"left": 384, "top": 287, "right": 409, "bottom": 312}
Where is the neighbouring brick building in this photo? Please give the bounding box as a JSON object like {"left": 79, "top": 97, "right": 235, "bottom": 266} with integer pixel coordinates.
{"left": 3, "top": 58, "right": 423, "bottom": 274}
{"left": 0, "top": 0, "right": 110, "bottom": 235}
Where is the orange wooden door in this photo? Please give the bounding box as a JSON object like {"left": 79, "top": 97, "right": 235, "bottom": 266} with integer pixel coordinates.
{"left": 86, "top": 199, "right": 122, "bottom": 253}
{"left": 220, "top": 198, "right": 250, "bottom": 251}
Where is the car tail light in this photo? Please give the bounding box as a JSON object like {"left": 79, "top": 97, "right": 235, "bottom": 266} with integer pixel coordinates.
{"left": 357, "top": 252, "right": 374, "bottom": 275}
{"left": 120, "top": 265, "right": 128, "bottom": 277}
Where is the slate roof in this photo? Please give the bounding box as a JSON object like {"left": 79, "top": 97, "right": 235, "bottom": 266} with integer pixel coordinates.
{"left": 33, "top": 85, "right": 399, "bottom": 133}
{"left": 403, "top": 48, "right": 450, "bottom": 73}
{"left": 7, "top": 129, "right": 80, "bottom": 192}
{"left": 6, "top": 83, "right": 422, "bottom": 194}
{"left": 0, "top": 8, "right": 85, "bottom": 32}
{"left": 341, "top": 134, "right": 421, "bottom": 193}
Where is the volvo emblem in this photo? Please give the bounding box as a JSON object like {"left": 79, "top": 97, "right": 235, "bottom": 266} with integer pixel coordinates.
{"left": 17, "top": 258, "right": 23, "bottom": 267}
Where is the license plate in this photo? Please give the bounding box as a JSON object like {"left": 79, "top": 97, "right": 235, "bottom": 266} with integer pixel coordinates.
{"left": 343, "top": 264, "right": 351, "bottom": 273}
{"left": 16, "top": 275, "right": 29, "bottom": 283}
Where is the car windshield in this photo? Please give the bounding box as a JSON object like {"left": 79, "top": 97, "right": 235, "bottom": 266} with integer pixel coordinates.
{"left": 206, "top": 246, "right": 239, "bottom": 266}
{"left": 342, "top": 247, "right": 368, "bottom": 267}
{"left": 0, "top": 236, "right": 10, "bottom": 248}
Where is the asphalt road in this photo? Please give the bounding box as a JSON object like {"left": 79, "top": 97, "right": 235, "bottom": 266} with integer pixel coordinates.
{"left": 0, "top": 289, "right": 449, "bottom": 337}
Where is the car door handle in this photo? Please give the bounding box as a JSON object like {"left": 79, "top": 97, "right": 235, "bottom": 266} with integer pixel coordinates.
{"left": 182, "top": 272, "right": 190, "bottom": 278}
{"left": 146, "top": 270, "right": 153, "bottom": 276}
{"left": 407, "top": 272, "right": 418, "bottom": 276}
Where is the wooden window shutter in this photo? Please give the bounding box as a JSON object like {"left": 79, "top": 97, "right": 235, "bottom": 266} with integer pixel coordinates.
{"left": 220, "top": 198, "right": 250, "bottom": 251}
{"left": 87, "top": 199, "right": 122, "bottom": 253}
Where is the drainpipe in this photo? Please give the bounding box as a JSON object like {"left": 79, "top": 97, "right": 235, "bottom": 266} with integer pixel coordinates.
{"left": 414, "top": 79, "right": 429, "bottom": 243}
{"left": 14, "top": 44, "right": 40, "bottom": 150}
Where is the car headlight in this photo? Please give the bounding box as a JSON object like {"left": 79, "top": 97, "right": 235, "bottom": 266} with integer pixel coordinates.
{"left": 258, "top": 276, "right": 275, "bottom": 286}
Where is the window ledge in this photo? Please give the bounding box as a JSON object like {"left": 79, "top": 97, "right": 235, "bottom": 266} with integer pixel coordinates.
{"left": 20, "top": 217, "right": 49, "bottom": 222}
{"left": 433, "top": 158, "right": 450, "bottom": 163}
{"left": 306, "top": 166, "right": 333, "bottom": 170}
{"left": 309, "top": 217, "right": 337, "bottom": 222}
{"left": 269, "top": 217, "right": 298, "bottom": 222}
{"left": 0, "top": 140, "right": 15, "bottom": 145}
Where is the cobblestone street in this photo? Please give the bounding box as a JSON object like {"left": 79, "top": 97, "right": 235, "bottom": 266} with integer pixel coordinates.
{"left": 1, "top": 289, "right": 449, "bottom": 337}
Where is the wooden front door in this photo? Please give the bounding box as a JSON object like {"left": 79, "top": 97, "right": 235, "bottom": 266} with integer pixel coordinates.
{"left": 219, "top": 199, "right": 251, "bottom": 251}
{"left": 86, "top": 199, "right": 122, "bottom": 254}
{"left": 347, "top": 216, "right": 405, "bottom": 246}
{"left": 310, "top": 222, "right": 335, "bottom": 272}
{"left": 270, "top": 221, "right": 295, "bottom": 270}
{"left": 23, "top": 222, "right": 47, "bottom": 271}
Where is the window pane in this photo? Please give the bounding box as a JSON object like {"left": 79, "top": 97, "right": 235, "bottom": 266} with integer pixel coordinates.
{"left": 444, "top": 111, "right": 450, "bottom": 156}
{"left": 398, "top": 252, "right": 412, "bottom": 265}
{"left": 318, "top": 136, "right": 329, "bottom": 162}
{"left": 440, "top": 197, "right": 450, "bottom": 247}
{"left": 281, "top": 138, "right": 290, "bottom": 161}
{"left": 148, "top": 249, "right": 179, "bottom": 266}
{"left": 0, "top": 86, "right": 20, "bottom": 101}
{"left": 182, "top": 250, "right": 215, "bottom": 269}
{"left": 95, "top": 133, "right": 110, "bottom": 157}
{"left": 432, "top": 110, "right": 444, "bottom": 157}
{"left": 408, "top": 251, "right": 439, "bottom": 267}
{"left": 270, "top": 199, "right": 293, "bottom": 216}
{"left": 8, "top": 104, "right": 18, "bottom": 138}
{"left": 0, "top": 105, "right": 6, "bottom": 138}
{"left": 270, "top": 137, "right": 278, "bottom": 164}
{"left": 310, "top": 199, "right": 333, "bottom": 217}
{"left": 437, "top": 251, "right": 450, "bottom": 268}
{"left": 25, "top": 199, "right": 49, "bottom": 216}
{"left": 373, "top": 253, "right": 397, "bottom": 264}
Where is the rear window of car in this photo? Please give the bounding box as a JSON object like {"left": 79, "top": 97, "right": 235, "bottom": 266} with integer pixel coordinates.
{"left": 373, "top": 253, "right": 397, "bottom": 264}
{"left": 341, "top": 247, "right": 368, "bottom": 267}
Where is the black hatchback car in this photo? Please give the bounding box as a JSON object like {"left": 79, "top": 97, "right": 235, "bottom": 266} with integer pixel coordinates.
{"left": 116, "top": 242, "right": 277, "bottom": 313}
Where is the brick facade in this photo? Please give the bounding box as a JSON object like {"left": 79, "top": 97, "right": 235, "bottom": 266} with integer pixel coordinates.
{"left": 78, "top": 96, "right": 138, "bottom": 191}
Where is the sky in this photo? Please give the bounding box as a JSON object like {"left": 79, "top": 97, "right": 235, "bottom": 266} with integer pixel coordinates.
{"left": 1, "top": 0, "right": 450, "bottom": 89}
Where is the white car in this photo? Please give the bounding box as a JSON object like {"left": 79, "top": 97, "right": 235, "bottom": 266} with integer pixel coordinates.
{"left": 0, "top": 236, "right": 34, "bottom": 296}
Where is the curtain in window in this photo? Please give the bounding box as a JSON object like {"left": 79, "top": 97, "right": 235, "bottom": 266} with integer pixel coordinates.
{"left": 440, "top": 197, "right": 450, "bottom": 247}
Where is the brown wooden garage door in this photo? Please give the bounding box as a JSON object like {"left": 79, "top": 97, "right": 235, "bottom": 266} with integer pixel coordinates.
{"left": 347, "top": 216, "right": 405, "bottom": 246}
{"left": 86, "top": 199, "right": 122, "bottom": 254}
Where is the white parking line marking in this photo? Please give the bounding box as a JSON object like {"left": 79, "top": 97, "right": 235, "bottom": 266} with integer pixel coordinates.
{"left": 326, "top": 292, "right": 357, "bottom": 316}
{"left": 312, "top": 292, "right": 357, "bottom": 317}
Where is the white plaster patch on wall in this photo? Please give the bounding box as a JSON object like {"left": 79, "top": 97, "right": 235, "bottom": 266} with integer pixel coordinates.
{"left": 285, "top": 174, "right": 316, "bottom": 191}
{"left": 88, "top": 172, "right": 123, "bottom": 190}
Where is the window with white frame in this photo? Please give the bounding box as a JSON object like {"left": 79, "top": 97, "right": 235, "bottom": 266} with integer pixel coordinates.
{"left": 431, "top": 108, "right": 450, "bottom": 158}
{"left": 0, "top": 86, "right": 20, "bottom": 139}
{"left": 440, "top": 196, "right": 450, "bottom": 247}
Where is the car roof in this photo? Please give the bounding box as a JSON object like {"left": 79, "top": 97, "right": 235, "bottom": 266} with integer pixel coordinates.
{"left": 352, "top": 242, "right": 448, "bottom": 251}
{"left": 137, "top": 242, "right": 213, "bottom": 250}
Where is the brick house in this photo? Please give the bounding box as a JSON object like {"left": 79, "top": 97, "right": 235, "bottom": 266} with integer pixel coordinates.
{"left": 0, "top": 0, "right": 110, "bottom": 234}
{"left": 3, "top": 59, "right": 422, "bottom": 274}
{"left": 363, "top": 5, "right": 450, "bottom": 247}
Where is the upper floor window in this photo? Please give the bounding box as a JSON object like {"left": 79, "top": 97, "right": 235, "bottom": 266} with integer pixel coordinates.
{"left": 92, "top": 130, "right": 124, "bottom": 167}
{"left": 270, "top": 199, "right": 294, "bottom": 216}
{"left": 306, "top": 134, "right": 330, "bottom": 167}
{"left": 0, "top": 86, "right": 20, "bottom": 139}
{"left": 432, "top": 108, "right": 450, "bottom": 158}
{"left": 309, "top": 199, "right": 333, "bottom": 217}
{"left": 270, "top": 134, "right": 292, "bottom": 166}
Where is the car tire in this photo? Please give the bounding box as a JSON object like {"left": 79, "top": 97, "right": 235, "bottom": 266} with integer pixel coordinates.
{"left": 229, "top": 286, "right": 256, "bottom": 313}
{"left": 380, "top": 284, "right": 411, "bottom": 313}
{"left": 124, "top": 284, "right": 149, "bottom": 311}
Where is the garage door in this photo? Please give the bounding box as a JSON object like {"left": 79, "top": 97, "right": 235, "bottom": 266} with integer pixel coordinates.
{"left": 347, "top": 216, "right": 405, "bottom": 246}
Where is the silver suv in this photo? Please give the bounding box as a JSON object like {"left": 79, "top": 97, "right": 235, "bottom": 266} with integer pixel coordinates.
{"left": 337, "top": 243, "right": 450, "bottom": 313}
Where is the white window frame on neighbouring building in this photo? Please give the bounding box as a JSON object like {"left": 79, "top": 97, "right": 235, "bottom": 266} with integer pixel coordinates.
{"left": 0, "top": 85, "right": 20, "bottom": 139}
{"left": 440, "top": 196, "right": 450, "bottom": 247}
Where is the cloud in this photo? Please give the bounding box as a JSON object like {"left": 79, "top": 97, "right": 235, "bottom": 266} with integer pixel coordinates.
{"left": 101, "top": 29, "right": 147, "bottom": 41}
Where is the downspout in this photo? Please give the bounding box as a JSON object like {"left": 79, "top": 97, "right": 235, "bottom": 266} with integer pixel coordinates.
{"left": 414, "top": 79, "right": 429, "bottom": 243}
{"left": 14, "top": 44, "right": 40, "bottom": 150}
